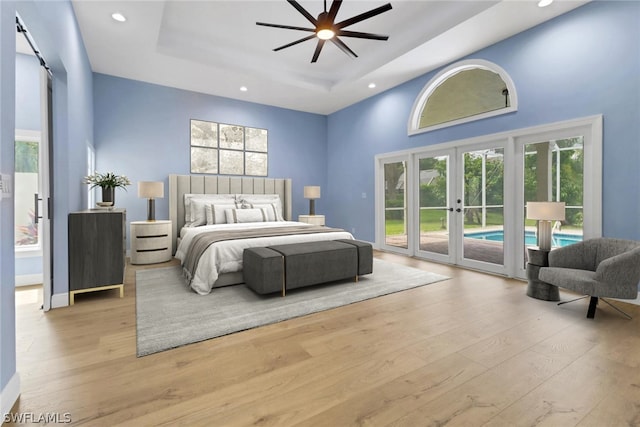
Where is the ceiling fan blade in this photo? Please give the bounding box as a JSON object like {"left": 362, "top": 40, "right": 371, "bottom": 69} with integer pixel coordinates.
{"left": 335, "top": 3, "right": 392, "bottom": 30}
{"left": 287, "top": 0, "right": 318, "bottom": 26}
{"left": 274, "top": 34, "right": 317, "bottom": 52}
{"left": 337, "top": 30, "right": 389, "bottom": 41}
{"left": 256, "top": 22, "right": 315, "bottom": 33}
{"left": 311, "top": 39, "right": 326, "bottom": 63}
{"left": 326, "top": 0, "right": 343, "bottom": 23}
{"left": 331, "top": 37, "right": 358, "bottom": 59}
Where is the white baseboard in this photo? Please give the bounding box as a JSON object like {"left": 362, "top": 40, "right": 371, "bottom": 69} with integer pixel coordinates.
{"left": 1, "top": 372, "right": 20, "bottom": 419}
{"left": 14, "top": 274, "right": 43, "bottom": 287}
{"left": 51, "top": 293, "right": 69, "bottom": 309}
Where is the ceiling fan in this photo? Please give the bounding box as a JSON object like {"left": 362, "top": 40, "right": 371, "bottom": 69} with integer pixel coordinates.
{"left": 256, "top": 0, "right": 393, "bottom": 63}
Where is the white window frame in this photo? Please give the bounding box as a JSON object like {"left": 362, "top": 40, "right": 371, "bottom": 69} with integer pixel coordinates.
{"left": 408, "top": 59, "right": 518, "bottom": 136}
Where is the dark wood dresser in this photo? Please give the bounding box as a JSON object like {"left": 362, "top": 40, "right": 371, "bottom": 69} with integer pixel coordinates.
{"left": 68, "top": 209, "right": 126, "bottom": 304}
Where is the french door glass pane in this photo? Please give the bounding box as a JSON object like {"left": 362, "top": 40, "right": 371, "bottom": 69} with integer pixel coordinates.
{"left": 462, "top": 148, "right": 504, "bottom": 265}
{"left": 523, "top": 137, "right": 584, "bottom": 267}
{"left": 418, "top": 155, "right": 449, "bottom": 255}
{"left": 15, "top": 140, "right": 39, "bottom": 247}
{"left": 384, "top": 161, "right": 408, "bottom": 248}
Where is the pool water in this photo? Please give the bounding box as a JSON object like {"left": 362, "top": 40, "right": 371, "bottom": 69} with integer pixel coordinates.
{"left": 464, "top": 230, "right": 582, "bottom": 247}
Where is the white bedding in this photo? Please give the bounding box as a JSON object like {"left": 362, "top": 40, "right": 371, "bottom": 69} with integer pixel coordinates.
{"left": 175, "top": 221, "right": 354, "bottom": 294}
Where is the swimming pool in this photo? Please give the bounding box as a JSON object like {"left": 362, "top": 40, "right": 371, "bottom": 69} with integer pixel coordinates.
{"left": 464, "top": 230, "right": 582, "bottom": 247}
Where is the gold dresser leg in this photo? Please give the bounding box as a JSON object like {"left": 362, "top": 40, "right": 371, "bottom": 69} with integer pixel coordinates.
{"left": 69, "top": 284, "right": 124, "bottom": 305}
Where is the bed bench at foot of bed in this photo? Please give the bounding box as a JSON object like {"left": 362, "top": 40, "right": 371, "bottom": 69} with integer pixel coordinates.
{"left": 243, "top": 240, "right": 373, "bottom": 296}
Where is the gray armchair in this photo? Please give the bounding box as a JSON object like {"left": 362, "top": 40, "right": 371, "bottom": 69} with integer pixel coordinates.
{"left": 538, "top": 238, "right": 640, "bottom": 319}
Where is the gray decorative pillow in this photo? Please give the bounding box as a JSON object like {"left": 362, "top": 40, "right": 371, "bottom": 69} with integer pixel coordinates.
{"left": 236, "top": 199, "right": 252, "bottom": 209}
{"left": 237, "top": 194, "right": 284, "bottom": 221}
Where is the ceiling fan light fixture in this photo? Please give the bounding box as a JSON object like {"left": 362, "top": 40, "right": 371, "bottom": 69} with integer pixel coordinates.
{"left": 316, "top": 28, "right": 335, "bottom": 40}
{"left": 316, "top": 10, "right": 335, "bottom": 40}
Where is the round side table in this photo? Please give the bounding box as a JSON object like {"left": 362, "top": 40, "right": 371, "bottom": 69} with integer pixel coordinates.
{"left": 526, "top": 247, "right": 560, "bottom": 301}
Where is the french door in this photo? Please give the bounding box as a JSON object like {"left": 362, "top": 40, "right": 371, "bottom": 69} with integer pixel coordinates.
{"left": 376, "top": 116, "right": 601, "bottom": 278}
{"left": 413, "top": 142, "right": 509, "bottom": 275}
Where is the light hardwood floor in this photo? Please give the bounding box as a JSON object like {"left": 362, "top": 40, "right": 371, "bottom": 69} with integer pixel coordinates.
{"left": 11, "top": 252, "right": 640, "bottom": 426}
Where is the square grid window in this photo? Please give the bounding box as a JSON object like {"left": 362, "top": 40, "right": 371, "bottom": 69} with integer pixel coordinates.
{"left": 190, "top": 119, "right": 267, "bottom": 176}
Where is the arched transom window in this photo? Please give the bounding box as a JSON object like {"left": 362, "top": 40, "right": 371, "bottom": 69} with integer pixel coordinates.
{"left": 408, "top": 59, "right": 518, "bottom": 135}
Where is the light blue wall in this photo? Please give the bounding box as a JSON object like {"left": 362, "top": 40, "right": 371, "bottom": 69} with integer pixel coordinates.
{"left": 14, "top": 256, "right": 41, "bottom": 277}
{"left": 2, "top": 0, "right": 93, "bottom": 395}
{"left": 326, "top": 1, "right": 640, "bottom": 242}
{"left": 93, "top": 74, "right": 328, "bottom": 235}
{"left": 15, "top": 53, "right": 40, "bottom": 130}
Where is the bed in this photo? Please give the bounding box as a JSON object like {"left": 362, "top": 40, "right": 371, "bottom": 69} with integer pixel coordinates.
{"left": 169, "top": 174, "right": 354, "bottom": 294}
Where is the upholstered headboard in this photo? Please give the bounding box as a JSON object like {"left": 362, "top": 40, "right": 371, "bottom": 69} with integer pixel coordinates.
{"left": 169, "top": 174, "right": 293, "bottom": 254}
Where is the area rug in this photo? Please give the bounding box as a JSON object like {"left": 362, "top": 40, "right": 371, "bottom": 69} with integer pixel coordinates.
{"left": 135, "top": 259, "right": 449, "bottom": 356}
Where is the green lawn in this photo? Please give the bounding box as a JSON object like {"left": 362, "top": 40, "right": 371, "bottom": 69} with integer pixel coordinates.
{"left": 386, "top": 209, "right": 506, "bottom": 236}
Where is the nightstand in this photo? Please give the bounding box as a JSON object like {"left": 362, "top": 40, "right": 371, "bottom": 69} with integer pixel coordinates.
{"left": 526, "top": 247, "right": 560, "bottom": 301}
{"left": 130, "top": 220, "right": 172, "bottom": 265}
{"left": 298, "top": 214, "right": 325, "bottom": 226}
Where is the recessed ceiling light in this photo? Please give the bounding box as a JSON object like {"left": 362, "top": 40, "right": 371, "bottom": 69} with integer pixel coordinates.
{"left": 368, "top": 83, "right": 376, "bottom": 89}
{"left": 538, "top": 0, "right": 553, "bottom": 7}
{"left": 240, "top": 86, "right": 248, "bottom": 92}
{"left": 111, "top": 12, "right": 126, "bottom": 22}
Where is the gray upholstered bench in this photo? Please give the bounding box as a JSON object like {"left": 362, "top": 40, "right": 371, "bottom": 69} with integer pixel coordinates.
{"left": 243, "top": 239, "right": 373, "bottom": 296}
{"left": 335, "top": 239, "right": 373, "bottom": 276}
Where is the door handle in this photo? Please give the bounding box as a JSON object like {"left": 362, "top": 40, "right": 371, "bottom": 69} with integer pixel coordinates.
{"left": 34, "top": 193, "right": 43, "bottom": 224}
{"left": 447, "top": 208, "right": 454, "bottom": 212}
{"left": 456, "top": 208, "right": 462, "bottom": 213}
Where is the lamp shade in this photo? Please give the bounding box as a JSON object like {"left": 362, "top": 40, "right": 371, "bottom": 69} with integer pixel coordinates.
{"left": 303, "top": 186, "right": 321, "bottom": 199}
{"left": 526, "top": 201, "right": 565, "bottom": 221}
{"left": 138, "top": 181, "right": 164, "bottom": 199}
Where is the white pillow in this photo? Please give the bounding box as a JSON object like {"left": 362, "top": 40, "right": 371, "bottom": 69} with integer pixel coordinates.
{"left": 188, "top": 199, "right": 212, "bottom": 227}
{"left": 206, "top": 203, "right": 238, "bottom": 225}
{"left": 225, "top": 208, "right": 268, "bottom": 224}
{"left": 184, "top": 194, "right": 236, "bottom": 226}
{"left": 236, "top": 194, "right": 284, "bottom": 221}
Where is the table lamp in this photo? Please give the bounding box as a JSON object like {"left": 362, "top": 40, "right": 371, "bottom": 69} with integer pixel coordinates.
{"left": 303, "top": 186, "right": 320, "bottom": 215}
{"left": 138, "top": 181, "right": 164, "bottom": 221}
{"left": 526, "top": 201, "right": 565, "bottom": 251}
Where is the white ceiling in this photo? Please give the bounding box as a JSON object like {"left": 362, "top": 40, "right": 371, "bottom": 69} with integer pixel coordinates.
{"left": 63, "top": 1, "right": 589, "bottom": 115}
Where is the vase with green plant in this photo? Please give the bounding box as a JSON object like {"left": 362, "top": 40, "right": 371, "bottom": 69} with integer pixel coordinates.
{"left": 83, "top": 172, "right": 131, "bottom": 205}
